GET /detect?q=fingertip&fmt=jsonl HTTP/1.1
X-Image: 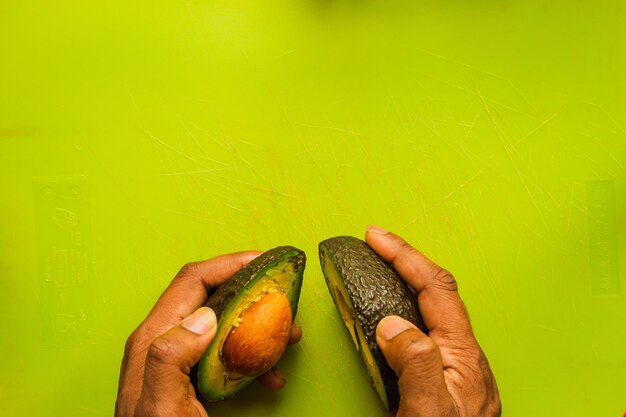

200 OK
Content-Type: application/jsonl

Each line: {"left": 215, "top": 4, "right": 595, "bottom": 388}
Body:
{"left": 272, "top": 366, "right": 285, "bottom": 381}
{"left": 237, "top": 250, "right": 264, "bottom": 264}
{"left": 377, "top": 316, "right": 417, "bottom": 343}
{"left": 288, "top": 325, "right": 302, "bottom": 345}
{"left": 181, "top": 306, "right": 217, "bottom": 336}
{"left": 365, "top": 226, "right": 399, "bottom": 255}
{"left": 257, "top": 367, "right": 287, "bottom": 390}
{"left": 366, "top": 225, "right": 389, "bottom": 235}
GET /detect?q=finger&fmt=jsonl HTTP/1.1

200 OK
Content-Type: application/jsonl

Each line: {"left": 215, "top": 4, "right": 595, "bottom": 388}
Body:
{"left": 147, "top": 251, "right": 262, "bottom": 328}
{"left": 365, "top": 226, "right": 472, "bottom": 338}
{"left": 257, "top": 366, "right": 287, "bottom": 390}
{"left": 257, "top": 326, "right": 300, "bottom": 390}
{"left": 118, "top": 252, "right": 260, "bottom": 417}
{"left": 288, "top": 325, "right": 302, "bottom": 345}
{"left": 376, "top": 316, "right": 458, "bottom": 417}
{"left": 137, "top": 307, "right": 217, "bottom": 417}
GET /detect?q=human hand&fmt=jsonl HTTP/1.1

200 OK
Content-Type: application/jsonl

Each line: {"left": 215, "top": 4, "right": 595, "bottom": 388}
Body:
{"left": 115, "top": 251, "right": 303, "bottom": 417}
{"left": 366, "top": 227, "right": 501, "bottom": 417}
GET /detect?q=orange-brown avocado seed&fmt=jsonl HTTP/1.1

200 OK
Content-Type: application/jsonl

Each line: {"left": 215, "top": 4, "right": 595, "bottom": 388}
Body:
{"left": 222, "top": 291, "right": 292, "bottom": 376}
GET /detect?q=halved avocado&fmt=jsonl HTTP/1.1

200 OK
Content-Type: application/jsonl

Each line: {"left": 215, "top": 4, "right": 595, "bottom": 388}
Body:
{"left": 319, "top": 236, "right": 426, "bottom": 410}
{"left": 196, "top": 246, "right": 305, "bottom": 401}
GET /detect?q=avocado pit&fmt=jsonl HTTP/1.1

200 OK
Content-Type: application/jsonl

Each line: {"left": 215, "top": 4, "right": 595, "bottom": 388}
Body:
{"left": 222, "top": 291, "right": 292, "bottom": 376}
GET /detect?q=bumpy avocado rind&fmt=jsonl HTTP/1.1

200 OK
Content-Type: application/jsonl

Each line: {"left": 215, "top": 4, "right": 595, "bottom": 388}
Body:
{"left": 196, "top": 246, "right": 305, "bottom": 401}
{"left": 319, "top": 236, "right": 426, "bottom": 410}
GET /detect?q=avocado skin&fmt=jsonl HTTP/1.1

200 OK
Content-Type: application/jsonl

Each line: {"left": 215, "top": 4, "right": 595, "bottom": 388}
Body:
{"left": 319, "top": 236, "right": 426, "bottom": 410}
{"left": 207, "top": 246, "right": 305, "bottom": 322}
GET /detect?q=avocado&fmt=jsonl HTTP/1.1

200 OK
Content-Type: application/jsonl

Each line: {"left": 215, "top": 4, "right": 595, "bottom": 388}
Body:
{"left": 196, "top": 246, "right": 305, "bottom": 401}
{"left": 319, "top": 236, "right": 426, "bottom": 410}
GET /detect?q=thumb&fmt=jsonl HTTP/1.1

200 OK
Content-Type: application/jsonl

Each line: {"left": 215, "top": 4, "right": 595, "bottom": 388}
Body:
{"left": 137, "top": 307, "right": 217, "bottom": 417}
{"left": 376, "top": 316, "right": 458, "bottom": 417}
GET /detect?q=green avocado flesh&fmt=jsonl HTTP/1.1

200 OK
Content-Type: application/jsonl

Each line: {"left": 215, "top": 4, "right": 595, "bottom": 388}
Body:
{"left": 196, "top": 246, "right": 305, "bottom": 401}
{"left": 319, "top": 236, "right": 426, "bottom": 411}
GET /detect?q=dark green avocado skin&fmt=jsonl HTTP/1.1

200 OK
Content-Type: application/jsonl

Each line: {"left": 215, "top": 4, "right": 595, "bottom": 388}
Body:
{"left": 206, "top": 246, "right": 306, "bottom": 322}
{"left": 319, "top": 236, "right": 426, "bottom": 411}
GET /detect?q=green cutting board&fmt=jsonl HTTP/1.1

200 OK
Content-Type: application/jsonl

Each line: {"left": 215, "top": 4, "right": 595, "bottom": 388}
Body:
{"left": 1, "top": 1, "right": 625, "bottom": 416}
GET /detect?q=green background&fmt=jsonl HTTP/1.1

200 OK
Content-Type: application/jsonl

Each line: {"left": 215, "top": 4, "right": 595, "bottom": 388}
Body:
{"left": 1, "top": 1, "right": 625, "bottom": 416}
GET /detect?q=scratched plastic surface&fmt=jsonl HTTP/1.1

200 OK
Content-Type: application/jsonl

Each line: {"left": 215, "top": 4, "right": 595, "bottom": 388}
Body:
{"left": 1, "top": 1, "right": 625, "bottom": 416}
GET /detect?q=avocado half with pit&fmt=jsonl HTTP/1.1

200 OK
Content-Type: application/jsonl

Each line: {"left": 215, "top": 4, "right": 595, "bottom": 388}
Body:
{"left": 319, "top": 236, "right": 426, "bottom": 410}
{"left": 196, "top": 246, "right": 305, "bottom": 401}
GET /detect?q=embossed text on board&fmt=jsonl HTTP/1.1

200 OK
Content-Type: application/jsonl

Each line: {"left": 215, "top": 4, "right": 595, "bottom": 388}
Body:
{"left": 586, "top": 180, "right": 621, "bottom": 296}
{"left": 34, "top": 176, "right": 94, "bottom": 346}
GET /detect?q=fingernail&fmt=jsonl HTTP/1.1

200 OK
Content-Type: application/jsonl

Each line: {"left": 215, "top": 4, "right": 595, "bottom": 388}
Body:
{"left": 182, "top": 307, "right": 217, "bottom": 335}
{"left": 377, "top": 316, "right": 414, "bottom": 341}
{"left": 367, "top": 225, "right": 388, "bottom": 235}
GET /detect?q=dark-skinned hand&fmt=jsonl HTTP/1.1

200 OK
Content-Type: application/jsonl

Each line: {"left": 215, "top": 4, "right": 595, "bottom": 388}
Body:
{"left": 115, "top": 251, "right": 302, "bottom": 417}
{"left": 367, "top": 226, "right": 501, "bottom": 417}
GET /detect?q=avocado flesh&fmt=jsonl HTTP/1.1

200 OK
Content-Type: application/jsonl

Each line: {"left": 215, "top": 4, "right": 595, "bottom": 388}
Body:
{"left": 319, "top": 236, "right": 426, "bottom": 411}
{"left": 197, "top": 246, "right": 305, "bottom": 401}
